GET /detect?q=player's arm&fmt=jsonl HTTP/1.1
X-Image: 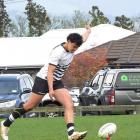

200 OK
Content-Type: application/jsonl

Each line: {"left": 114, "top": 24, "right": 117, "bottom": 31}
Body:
{"left": 47, "top": 64, "right": 56, "bottom": 101}
{"left": 47, "top": 47, "right": 61, "bottom": 101}
{"left": 82, "top": 24, "right": 91, "bottom": 43}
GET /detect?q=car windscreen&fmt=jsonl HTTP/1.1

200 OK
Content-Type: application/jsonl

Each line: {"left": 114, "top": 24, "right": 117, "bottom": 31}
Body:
{"left": 115, "top": 72, "right": 140, "bottom": 89}
{"left": 0, "top": 81, "right": 19, "bottom": 95}
{"left": 103, "top": 73, "right": 114, "bottom": 86}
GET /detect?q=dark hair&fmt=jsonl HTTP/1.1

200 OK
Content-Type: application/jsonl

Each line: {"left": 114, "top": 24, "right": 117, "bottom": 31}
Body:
{"left": 67, "top": 33, "right": 83, "bottom": 46}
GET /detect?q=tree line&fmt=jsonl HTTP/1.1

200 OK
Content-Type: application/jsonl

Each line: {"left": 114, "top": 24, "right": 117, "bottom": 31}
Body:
{"left": 0, "top": 0, "right": 137, "bottom": 37}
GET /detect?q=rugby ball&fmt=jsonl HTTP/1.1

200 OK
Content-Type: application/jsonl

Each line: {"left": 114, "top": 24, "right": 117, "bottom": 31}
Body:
{"left": 98, "top": 123, "right": 117, "bottom": 139}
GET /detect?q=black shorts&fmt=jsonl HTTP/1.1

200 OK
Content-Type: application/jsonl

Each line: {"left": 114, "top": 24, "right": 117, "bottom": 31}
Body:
{"left": 32, "top": 76, "right": 64, "bottom": 95}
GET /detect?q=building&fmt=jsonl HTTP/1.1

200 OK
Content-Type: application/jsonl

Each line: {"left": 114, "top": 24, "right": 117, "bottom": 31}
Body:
{"left": 0, "top": 24, "right": 135, "bottom": 78}
{"left": 107, "top": 32, "right": 140, "bottom": 68}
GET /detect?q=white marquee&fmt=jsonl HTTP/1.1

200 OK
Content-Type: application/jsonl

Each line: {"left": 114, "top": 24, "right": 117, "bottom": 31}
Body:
{"left": 0, "top": 24, "right": 135, "bottom": 68}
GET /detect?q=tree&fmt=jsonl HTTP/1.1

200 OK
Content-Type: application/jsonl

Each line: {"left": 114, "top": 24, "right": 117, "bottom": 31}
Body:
{"left": 25, "top": 0, "right": 51, "bottom": 36}
{"left": 72, "top": 10, "right": 89, "bottom": 28}
{"left": 132, "top": 17, "right": 140, "bottom": 32}
{"left": 48, "top": 16, "right": 63, "bottom": 29}
{"left": 49, "top": 10, "right": 89, "bottom": 29}
{"left": 0, "top": 0, "right": 11, "bottom": 37}
{"left": 114, "top": 15, "right": 134, "bottom": 30}
{"left": 56, "top": 16, "right": 73, "bottom": 29}
{"left": 9, "top": 16, "right": 28, "bottom": 37}
{"left": 89, "top": 6, "right": 110, "bottom": 26}
{"left": 49, "top": 16, "right": 73, "bottom": 29}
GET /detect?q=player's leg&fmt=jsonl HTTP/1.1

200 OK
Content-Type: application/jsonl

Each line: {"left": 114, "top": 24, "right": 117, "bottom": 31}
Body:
{"left": 54, "top": 88, "right": 87, "bottom": 140}
{"left": 3, "top": 92, "right": 44, "bottom": 127}
{"left": 1, "top": 76, "right": 47, "bottom": 140}
{"left": 0, "top": 93, "right": 44, "bottom": 140}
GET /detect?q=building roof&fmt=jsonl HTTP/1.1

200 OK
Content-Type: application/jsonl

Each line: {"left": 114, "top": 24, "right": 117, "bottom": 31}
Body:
{"left": 107, "top": 32, "right": 140, "bottom": 67}
{"left": 41, "top": 24, "right": 135, "bottom": 54}
{"left": 0, "top": 24, "right": 135, "bottom": 68}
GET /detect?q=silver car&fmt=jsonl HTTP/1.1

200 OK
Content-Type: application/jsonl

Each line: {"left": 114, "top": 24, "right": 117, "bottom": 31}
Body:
{"left": 98, "top": 68, "right": 140, "bottom": 105}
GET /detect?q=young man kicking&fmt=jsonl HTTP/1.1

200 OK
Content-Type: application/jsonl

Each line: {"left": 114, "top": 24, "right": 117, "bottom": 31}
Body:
{"left": 1, "top": 25, "right": 91, "bottom": 140}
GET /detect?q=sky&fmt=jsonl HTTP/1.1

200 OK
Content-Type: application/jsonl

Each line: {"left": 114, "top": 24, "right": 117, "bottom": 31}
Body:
{"left": 5, "top": 0, "right": 140, "bottom": 18}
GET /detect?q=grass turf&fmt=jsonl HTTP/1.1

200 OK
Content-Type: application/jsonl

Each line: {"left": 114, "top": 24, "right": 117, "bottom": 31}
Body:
{"left": 1, "top": 114, "right": 140, "bottom": 140}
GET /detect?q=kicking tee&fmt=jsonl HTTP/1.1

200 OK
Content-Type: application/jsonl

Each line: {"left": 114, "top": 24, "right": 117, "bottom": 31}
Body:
{"left": 37, "top": 44, "right": 74, "bottom": 80}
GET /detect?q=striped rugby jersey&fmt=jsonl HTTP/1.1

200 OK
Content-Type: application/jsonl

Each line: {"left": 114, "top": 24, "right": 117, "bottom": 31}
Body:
{"left": 37, "top": 43, "right": 74, "bottom": 80}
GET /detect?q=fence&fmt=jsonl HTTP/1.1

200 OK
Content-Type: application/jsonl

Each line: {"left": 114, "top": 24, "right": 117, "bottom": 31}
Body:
{"left": 0, "top": 105, "right": 140, "bottom": 116}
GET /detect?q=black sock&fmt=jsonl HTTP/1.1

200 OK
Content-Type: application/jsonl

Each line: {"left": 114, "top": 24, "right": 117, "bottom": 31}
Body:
{"left": 67, "top": 123, "right": 74, "bottom": 136}
{"left": 3, "top": 107, "right": 26, "bottom": 127}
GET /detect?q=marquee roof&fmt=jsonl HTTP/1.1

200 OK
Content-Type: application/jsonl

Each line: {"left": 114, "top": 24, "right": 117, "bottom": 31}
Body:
{"left": 0, "top": 24, "right": 135, "bottom": 68}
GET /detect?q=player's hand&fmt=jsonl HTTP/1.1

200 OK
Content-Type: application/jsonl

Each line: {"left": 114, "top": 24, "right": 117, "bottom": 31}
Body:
{"left": 85, "top": 24, "right": 91, "bottom": 34}
{"left": 82, "top": 24, "right": 91, "bottom": 42}
{"left": 49, "top": 89, "right": 55, "bottom": 101}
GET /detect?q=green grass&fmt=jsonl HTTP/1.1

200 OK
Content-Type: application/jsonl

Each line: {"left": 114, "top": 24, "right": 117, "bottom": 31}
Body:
{"left": 1, "top": 115, "right": 140, "bottom": 140}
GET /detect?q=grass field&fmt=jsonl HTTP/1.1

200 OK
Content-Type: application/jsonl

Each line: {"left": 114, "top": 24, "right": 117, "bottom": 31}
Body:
{"left": 1, "top": 114, "right": 140, "bottom": 140}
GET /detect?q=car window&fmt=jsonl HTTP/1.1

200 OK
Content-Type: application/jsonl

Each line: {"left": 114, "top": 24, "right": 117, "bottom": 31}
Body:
{"left": 115, "top": 72, "right": 140, "bottom": 88}
{"left": 0, "top": 81, "right": 19, "bottom": 95}
{"left": 89, "top": 74, "right": 104, "bottom": 90}
{"left": 90, "top": 74, "right": 100, "bottom": 86}
{"left": 20, "top": 78, "right": 27, "bottom": 92}
{"left": 23, "top": 77, "right": 32, "bottom": 89}
{"left": 98, "top": 75, "right": 104, "bottom": 86}
{"left": 28, "top": 77, "right": 34, "bottom": 87}
{"left": 104, "top": 73, "right": 114, "bottom": 86}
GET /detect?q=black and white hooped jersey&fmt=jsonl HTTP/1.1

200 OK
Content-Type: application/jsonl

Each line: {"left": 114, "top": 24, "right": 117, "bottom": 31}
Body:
{"left": 37, "top": 44, "right": 74, "bottom": 80}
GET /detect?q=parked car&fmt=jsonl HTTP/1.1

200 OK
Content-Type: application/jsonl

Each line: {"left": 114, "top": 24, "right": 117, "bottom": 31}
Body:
{"left": 80, "top": 68, "right": 140, "bottom": 114}
{"left": 0, "top": 74, "right": 34, "bottom": 118}
{"left": 69, "top": 87, "right": 80, "bottom": 107}
{"left": 39, "top": 87, "right": 80, "bottom": 117}
{"left": 98, "top": 68, "right": 140, "bottom": 106}
{"left": 40, "top": 87, "right": 80, "bottom": 107}
{"left": 79, "top": 69, "right": 107, "bottom": 106}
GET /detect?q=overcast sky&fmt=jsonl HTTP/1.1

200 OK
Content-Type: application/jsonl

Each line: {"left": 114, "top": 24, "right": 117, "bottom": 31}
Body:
{"left": 5, "top": 0, "right": 140, "bottom": 18}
